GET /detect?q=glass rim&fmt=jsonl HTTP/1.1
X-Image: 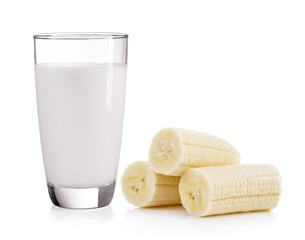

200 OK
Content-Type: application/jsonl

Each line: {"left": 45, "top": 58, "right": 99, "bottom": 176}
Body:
{"left": 33, "top": 32, "right": 128, "bottom": 40}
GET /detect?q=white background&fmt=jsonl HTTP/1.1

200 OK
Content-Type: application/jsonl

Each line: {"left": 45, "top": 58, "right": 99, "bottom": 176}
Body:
{"left": 0, "top": 0, "right": 304, "bottom": 239}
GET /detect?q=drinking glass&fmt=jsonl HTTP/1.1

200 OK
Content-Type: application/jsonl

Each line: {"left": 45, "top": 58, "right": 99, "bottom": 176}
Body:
{"left": 34, "top": 32, "right": 128, "bottom": 209}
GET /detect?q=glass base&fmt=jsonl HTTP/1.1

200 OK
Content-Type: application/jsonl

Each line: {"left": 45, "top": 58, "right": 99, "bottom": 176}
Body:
{"left": 47, "top": 180, "right": 116, "bottom": 209}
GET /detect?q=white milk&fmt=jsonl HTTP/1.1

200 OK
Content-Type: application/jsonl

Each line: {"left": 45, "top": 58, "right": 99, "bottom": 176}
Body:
{"left": 35, "top": 63, "right": 127, "bottom": 187}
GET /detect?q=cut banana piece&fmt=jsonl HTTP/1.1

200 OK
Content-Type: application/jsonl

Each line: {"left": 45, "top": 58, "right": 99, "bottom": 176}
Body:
{"left": 179, "top": 164, "right": 281, "bottom": 217}
{"left": 149, "top": 128, "right": 240, "bottom": 176}
{"left": 121, "top": 161, "right": 181, "bottom": 207}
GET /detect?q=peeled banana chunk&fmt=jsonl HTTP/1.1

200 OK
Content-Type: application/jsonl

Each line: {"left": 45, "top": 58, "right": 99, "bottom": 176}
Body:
{"left": 149, "top": 128, "right": 240, "bottom": 176}
{"left": 179, "top": 164, "right": 281, "bottom": 217}
{"left": 121, "top": 161, "right": 181, "bottom": 207}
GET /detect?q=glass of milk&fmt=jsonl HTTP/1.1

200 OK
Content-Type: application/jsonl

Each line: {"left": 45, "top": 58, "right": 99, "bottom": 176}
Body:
{"left": 34, "top": 33, "right": 128, "bottom": 209}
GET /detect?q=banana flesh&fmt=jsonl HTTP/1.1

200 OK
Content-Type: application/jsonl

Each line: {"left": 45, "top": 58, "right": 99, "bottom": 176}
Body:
{"left": 179, "top": 164, "right": 281, "bottom": 217}
{"left": 122, "top": 128, "right": 281, "bottom": 217}
{"left": 121, "top": 161, "right": 181, "bottom": 207}
{"left": 149, "top": 128, "right": 240, "bottom": 176}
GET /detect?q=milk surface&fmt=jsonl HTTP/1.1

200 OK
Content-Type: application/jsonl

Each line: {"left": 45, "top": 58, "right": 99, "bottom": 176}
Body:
{"left": 35, "top": 63, "right": 127, "bottom": 187}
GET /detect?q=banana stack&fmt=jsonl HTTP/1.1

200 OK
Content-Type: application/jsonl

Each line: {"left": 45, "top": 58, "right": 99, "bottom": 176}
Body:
{"left": 121, "top": 127, "right": 281, "bottom": 217}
